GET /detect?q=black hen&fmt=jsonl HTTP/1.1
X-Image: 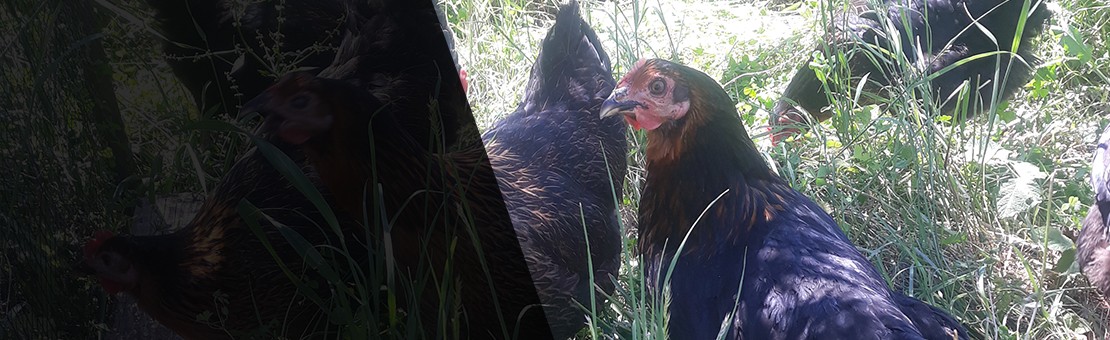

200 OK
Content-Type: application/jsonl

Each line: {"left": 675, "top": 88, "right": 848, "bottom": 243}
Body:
{"left": 1079, "top": 124, "right": 1110, "bottom": 297}
{"left": 770, "top": 0, "right": 1051, "bottom": 144}
{"left": 600, "top": 58, "right": 966, "bottom": 339}
{"left": 249, "top": 1, "right": 478, "bottom": 217}
{"left": 893, "top": 292, "right": 972, "bottom": 340}
{"left": 481, "top": 2, "right": 627, "bottom": 338}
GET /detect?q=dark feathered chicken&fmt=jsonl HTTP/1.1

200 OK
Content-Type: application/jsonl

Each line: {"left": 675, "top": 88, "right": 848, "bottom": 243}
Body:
{"left": 785, "top": 272, "right": 971, "bottom": 338}
{"left": 80, "top": 137, "right": 361, "bottom": 339}
{"left": 240, "top": 0, "right": 478, "bottom": 217}
{"left": 481, "top": 2, "right": 627, "bottom": 338}
{"left": 893, "top": 292, "right": 972, "bottom": 340}
{"left": 239, "top": 3, "right": 555, "bottom": 337}
{"left": 1079, "top": 125, "right": 1110, "bottom": 297}
{"left": 770, "top": 0, "right": 1051, "bottom": 144}
{"left": 600, "top": 58, "right": 966, "bottom": 339}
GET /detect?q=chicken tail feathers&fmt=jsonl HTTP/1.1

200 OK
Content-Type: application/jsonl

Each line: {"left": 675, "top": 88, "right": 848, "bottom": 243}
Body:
{"left": 520, "top": 0, "right": 615, "bottom": 112}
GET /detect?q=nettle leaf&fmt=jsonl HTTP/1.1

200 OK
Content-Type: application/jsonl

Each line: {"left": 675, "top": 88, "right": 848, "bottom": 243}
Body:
{"left": 962, "top": 137, "right": 1014, "bottom": 166}
{"left": 1011, "top": 161, "right": 1048, "bottom": 180}
{"left": 1030, "top": 225, "right": 1077, "bottom": 253}
{"left": 996, "top": 161, "right": 1048, "bottom": 219}
{"left": 1054, "top": 248, "right": 1076, "bottom": 274}
{"left": 996, "top": 178, "right": 1040, "bottom": 219}
{"left": 997, "top": 107, "right": 1017, "bottom": 123}
{"left": 1059, "top": 25, "right": 1093, "bottom": 64}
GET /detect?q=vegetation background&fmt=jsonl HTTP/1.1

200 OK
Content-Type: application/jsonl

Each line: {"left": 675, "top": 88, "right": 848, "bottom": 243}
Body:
{"left": 0, "top": 0, "right": 1107, "bottom": 338}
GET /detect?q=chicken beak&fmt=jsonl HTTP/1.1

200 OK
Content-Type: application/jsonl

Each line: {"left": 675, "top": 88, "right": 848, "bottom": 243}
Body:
{"left": 238, "top": 91, "right": 273, "bottom": 120}
{"left": 599, "top": 87, "right": 639, "bottom": 119}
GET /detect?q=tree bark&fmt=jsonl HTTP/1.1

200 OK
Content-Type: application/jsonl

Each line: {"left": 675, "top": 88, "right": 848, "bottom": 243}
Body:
{"left": 67, "top": 0, "right": 137, "bottom": 193}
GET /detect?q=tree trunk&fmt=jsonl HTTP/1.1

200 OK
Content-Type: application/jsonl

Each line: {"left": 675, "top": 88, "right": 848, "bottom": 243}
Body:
{"left": 66, "top": 0, "right": 137, "bottom": 200}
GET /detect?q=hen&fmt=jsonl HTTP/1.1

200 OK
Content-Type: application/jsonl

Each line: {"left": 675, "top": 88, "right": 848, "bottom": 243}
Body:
{"left": 244, "top": 0, "right": 480, "bottom": 217}
{"left": 240, "top": 2, "right": 554, "bottom": 338}
{"left": 1079, "top": 124, "right": 1110, "bottom": 297}
{"left": 600, "top": 58, "right": 967, "bottom": 339}
{"left": 770, "top": 0, "right": 1051, "bottom": 144}
{"left": 79, "top": 136, "right": 361, "bottom": 339}
{"left": 481, "top": 2, "right": 627, "bottom": 338}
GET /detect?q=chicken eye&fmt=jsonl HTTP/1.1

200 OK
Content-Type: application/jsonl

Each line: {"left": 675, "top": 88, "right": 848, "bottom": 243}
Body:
{"left": 649, "top": 79, "right": 666, "bottom": 96}
{"left": 290, "top": 95, "right": 310, "bottom": 109}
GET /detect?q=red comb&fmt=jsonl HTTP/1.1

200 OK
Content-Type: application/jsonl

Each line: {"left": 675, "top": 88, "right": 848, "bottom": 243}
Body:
{"left": 459, "top": 69, "right": 468, "bottom": 93}
{"left": 83, "top": 230, "right": 115, "bottom": 258}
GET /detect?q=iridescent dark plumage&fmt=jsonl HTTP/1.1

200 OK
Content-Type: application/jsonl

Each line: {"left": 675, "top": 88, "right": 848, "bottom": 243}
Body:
{"left": 1079, "top": 125, "right": 1110, "bottom": 297}
{"left": 602, "top": 59, "right": 967, "bottom": 339}
{"left": 893, "top": 292, "right": 972, "bottom": 340}
{"left": 770, "top": 0, "right": 1052, "bottom": 144}
{"left": 240, "top": 2, "right": 555, "bottom": 337}
{"left": 80, "top": 137, "right": 361, "bottom": 339}
{"left": 481, "top": 2, "right": 627, "bottom": 338}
